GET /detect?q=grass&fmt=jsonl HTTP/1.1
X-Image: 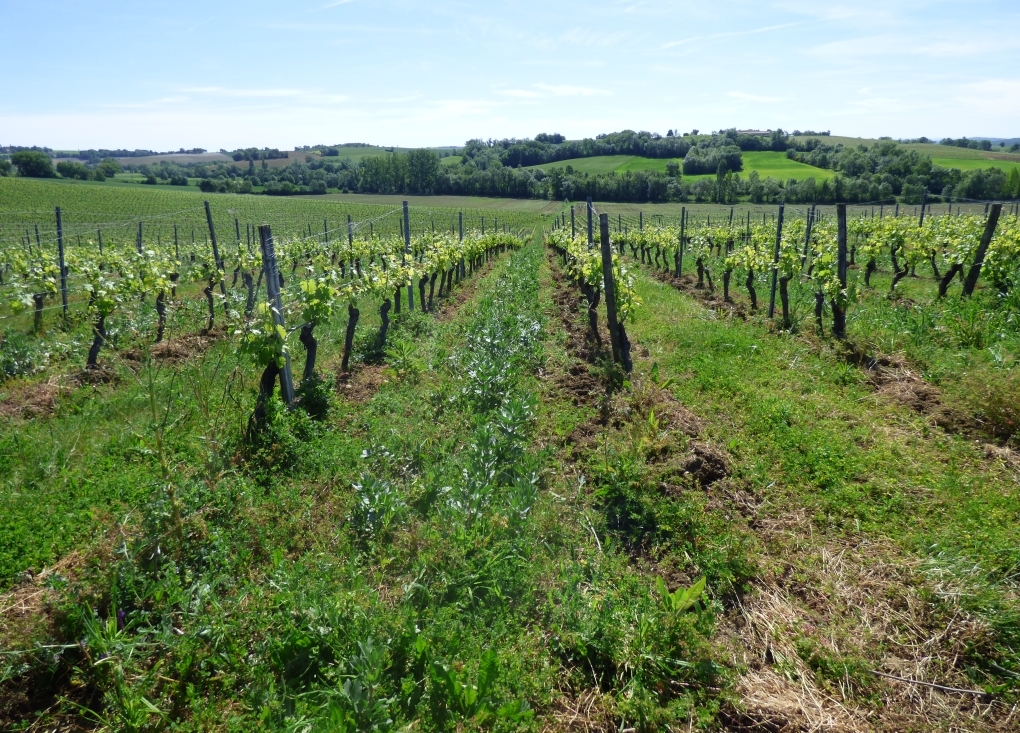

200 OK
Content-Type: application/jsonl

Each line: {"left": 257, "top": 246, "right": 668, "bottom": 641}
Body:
{"left": 0, "top": 236, "right": 751, "bottom": 730}
{"left": 0, "top": 177, "right": 548, "bottom": 248}
{"left": 685, "top": 152, "right": 838, "bottom": 183}
{"left": 299, "top": 191, "right": 561, "bottom": 213}
{"left": 616, "top": 248, "right": 1020, "bottom": 727}
{"left": 3, "top": 180, "right": 1020, "bottom": 729}
{"left": 527, "top": 155, "right": 674, "bottom": 176}
{"left": 529, "top": 152, "right": 836, "bottom": 183}
{"left": 932, "top": 157, "right": 1020, "bottom": 174}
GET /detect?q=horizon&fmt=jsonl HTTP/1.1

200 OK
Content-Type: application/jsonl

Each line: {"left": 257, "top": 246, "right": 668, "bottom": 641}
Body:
{"left": 2, "top": 0, "right": 1019, "bottom": 150}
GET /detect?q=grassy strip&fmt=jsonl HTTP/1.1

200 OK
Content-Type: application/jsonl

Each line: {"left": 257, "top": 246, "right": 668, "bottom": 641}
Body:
{"left": 2, "top": 243, "right": 534, "bottom": 729}
{"left": 621, "top": 261, "right": 1020, "bottom": 727}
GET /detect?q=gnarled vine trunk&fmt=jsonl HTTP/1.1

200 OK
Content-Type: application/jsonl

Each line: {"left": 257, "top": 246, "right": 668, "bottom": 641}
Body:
{"left": 87, "top": 314, "right": 107, "bottom": 368}
{"left": 779, "top": 276, "right": 791, "bottom": 330}
{"left": 377, "top": 299, "right": 392, "bottom": 349}
{"left": 428, "top": 271, "right": 438, "bottom": 311}
{"left": 341, "top": 305, "right": 360, "bottom": 372}
{"left": 203, "top": 281, "right": 215, "bottom": 333}
{"left": 745, "top": 268, "right": 757, "bottom": 310}
{"left": 938, "top": 263, "right": 963, "bottom": 298}
{"left": 864, "top": 259, "right": 877, "bottom": 286}
{"left": 299, "top": 321, "right": 318, "bottom": 381}
{"left": 248, "top": 361, "right": 281, "bottom": 439}
{"left": 155, "top": 291, "right": 167, "bottom": 343}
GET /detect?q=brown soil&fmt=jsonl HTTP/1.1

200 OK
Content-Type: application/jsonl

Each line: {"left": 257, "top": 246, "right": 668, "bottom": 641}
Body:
{"left": 840, "top": 345, "right": 994, "bottom": 442}
{"left": 648, "top": 267, "right": 754, "bottom": 320}
{"left": 335, "top": 363, "right": 389, "bottom": 404}
{"left": 0, "top": 377, "right": 73, "bottom": 419}
{"left": 0, "top": 550, "right": 101, "bottom": 732}
{"left": 436, "top": 259, "right": 499, "bottom": 322}
{"left": 122, "top": 331, "right": 218, "bottom": 365}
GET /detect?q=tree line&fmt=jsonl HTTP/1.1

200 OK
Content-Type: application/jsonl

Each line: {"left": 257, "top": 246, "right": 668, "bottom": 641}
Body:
{"left": 4, "top": 130, "right": 1017, "bottom": 205}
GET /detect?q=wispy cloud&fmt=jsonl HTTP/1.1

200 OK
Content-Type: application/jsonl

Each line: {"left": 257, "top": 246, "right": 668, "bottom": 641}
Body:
{"left": 501, "top": 89, "right": 544, "bottom": 98}
{"left": 183, "top": 87, "right": 304, "bottom": 98}
{"left": 662, "top": 21, "right": 804, "bottom": 49}
{"left": 535, "top": 84, "right": 610, "bottom": 97}
{"left": 728, "top": 91, "right": 784, "bottom": 103}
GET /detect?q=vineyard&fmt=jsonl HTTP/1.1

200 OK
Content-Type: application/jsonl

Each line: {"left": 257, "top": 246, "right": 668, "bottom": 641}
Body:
{"left": 2, "top": 178, "right": 1020, "bottom": 731}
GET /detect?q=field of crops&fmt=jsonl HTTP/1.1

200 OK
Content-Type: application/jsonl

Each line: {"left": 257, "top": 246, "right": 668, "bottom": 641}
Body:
{"left": 526, "top": 151, "right": 838, "bottom": 182}
{"left": 2, "top": 180, "right": 1020, "bottom": 731}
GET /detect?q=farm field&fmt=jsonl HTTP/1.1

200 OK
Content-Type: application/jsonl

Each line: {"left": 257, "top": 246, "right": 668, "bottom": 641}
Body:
{"left": 932, "top": 157, "right": 1020, "bottom": 174}
{"left": 0, "top": 177, "right": 544, "bottom": 246}
{"left": 793, "top": 134, "right": 1020, "bottom": 164}
{"left": 685, "top": 151, "right": 838, "bottom": 182}
{"left": 528, "top": 151, "right": 838, "bottom": 182}
{"left": 2, "top": 180, "right": 1020, "bottom": 731}
{"left": 302, "top": 190, "right": 561, "bottom": 213}
{"left": 526, "top": 154, "right": 677, "bottom": 175}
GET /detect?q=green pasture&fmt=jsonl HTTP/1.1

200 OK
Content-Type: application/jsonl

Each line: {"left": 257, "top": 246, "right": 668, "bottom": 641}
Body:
{"left": 932, "top": 157, "right": 1020, "bottom": 174}
{"left": 684, "top": 151, "right": 837, "bottom": 182}
{"left": 527, "top": 155, "right": 674, "bottom": 176}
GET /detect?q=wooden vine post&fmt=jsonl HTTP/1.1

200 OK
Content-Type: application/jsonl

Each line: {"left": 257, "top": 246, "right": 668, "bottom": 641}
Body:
{"left": 403, "top": 201, "right": 414, "bottom": 311}
{"left": 599, "top": 214, "right": 632, "bottom": 373}
{"left": 767, "top": 203, "right": 785, "bottom": 319}
{"left": 833, "top": 204, "right": 848, "bottom": 339}
{"left": 676, "top": 206, "right": 686, "bottom": 277}
{"left": 257, "top": 224, "right": 295, "bottom": 406}
{"left": 586, "top": 197, "right": 593, "bottom": 247}
{"left": 55, "top": 207, "right": 68, "bottom": 318}
{"left": 458, "top": 211, "right": 465, "bottom": 278}
{"left": 570, "top": 206, "right": 575, "bottom": 238}
{"left": 801, "top": 203, "right": 815, "bottom": 268}
{"left": 204, "top": 201, "right": 228, "bottom": 314}
{"left": 136, "top": 221, "right": 143, "bottom": 254}
{"left": 962, "top": 203, "right": 1003, "bottom": 297}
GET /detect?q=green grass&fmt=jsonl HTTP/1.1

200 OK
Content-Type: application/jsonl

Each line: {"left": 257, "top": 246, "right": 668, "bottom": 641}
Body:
{"left": 529, "top": 152, "right": 835, "bottom": 183}
{"left": 684, "top": 151, "right": 837, "bottom": 182}
{"left": 619, "top": 253, "right": 1020, "bottom": 724}
{"left": 527, "top": 154, "right": 674, "bottom": 176}
{"left": 0, "top": 237, "right": 745, "bottom": 730}
{"left": 932, "top": 157, "right": 1020, "bottom": 174}
{"left": 0, "top": 177, "right": 547, "bottom": 248}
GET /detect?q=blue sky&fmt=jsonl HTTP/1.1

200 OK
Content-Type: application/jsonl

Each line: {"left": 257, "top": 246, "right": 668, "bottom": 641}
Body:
{"left": 2, "top": 0, "right": 1018, "bottom": 150}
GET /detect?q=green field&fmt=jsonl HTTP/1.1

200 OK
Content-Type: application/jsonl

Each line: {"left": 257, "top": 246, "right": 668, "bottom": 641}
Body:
{"left": 0, "top": 177, "right": 546, "bottom": 247}
{"left": 932, "top": 157, "right": 1020, "bottom": 174}
{"left": 527, "top": 154, "right": 678, "bottom": 175}
{"left": 685, "top": 151, "right": 837, "bottom": 182}
{"left": 2, "top": 174, "right": 1020, "bottom": 729}
{"left": 528, "top": 151, "right": 836, "bottom": 182}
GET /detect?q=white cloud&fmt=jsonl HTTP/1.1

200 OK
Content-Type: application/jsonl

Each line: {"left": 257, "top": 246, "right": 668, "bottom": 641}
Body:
{"left": 728, "top": 91, "right": 784, "bottom": 103}
{"left": 535, "top": 84, "right": 609, "bottom": 97}
{"left": 500, "top": 89, "right": 544, "bottom": 99}
{"left": 183, "top": 87, "right": 305, "bottom": 98}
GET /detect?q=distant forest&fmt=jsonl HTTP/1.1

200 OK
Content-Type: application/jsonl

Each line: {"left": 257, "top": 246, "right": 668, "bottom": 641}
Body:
{"left": 2, "top": 130, "right": 1019, "bottom": 204}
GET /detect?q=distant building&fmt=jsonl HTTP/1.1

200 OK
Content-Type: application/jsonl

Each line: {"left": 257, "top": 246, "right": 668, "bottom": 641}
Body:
{"left": 737, "top": 129, "right": 773, "bottom": 136}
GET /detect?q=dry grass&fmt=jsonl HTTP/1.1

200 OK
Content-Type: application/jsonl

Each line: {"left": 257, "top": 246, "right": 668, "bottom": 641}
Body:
{"left": 720, "top": 506, "right": 1020, "bottom": 731}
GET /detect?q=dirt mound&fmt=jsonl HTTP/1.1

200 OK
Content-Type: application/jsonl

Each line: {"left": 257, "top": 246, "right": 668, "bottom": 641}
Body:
{"left": 0, "top": 378, "right": 72, "bottom": 419}
{"left": 681, "top": 442, "right": 731, "bottom": 486}
{"left": 336, "top": 364, "right": 388, "bottom": 404}
{"left": 122, "top": 332, "right": 216, "bottom": 365}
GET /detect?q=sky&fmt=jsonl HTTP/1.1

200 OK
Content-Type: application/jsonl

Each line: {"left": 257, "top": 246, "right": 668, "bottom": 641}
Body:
{"left": 2, "top": 0, "right": 1018, "bottom": 150}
